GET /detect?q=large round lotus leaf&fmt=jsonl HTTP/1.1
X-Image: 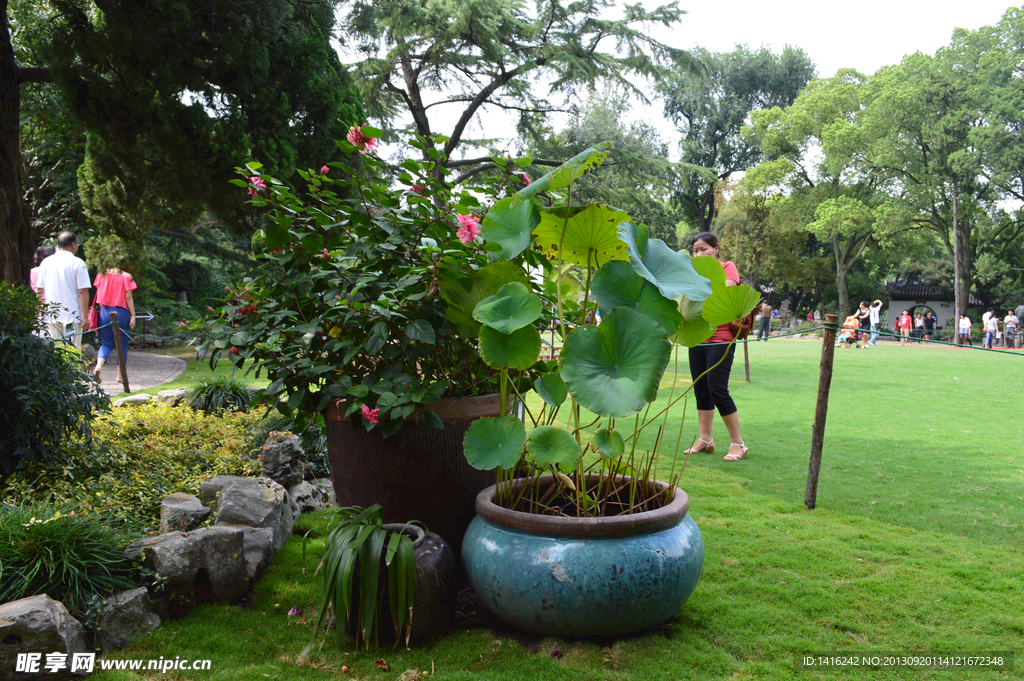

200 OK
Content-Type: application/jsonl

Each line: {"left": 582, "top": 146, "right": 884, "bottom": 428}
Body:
{"left": 618, "top": 222, "right": 712, "bottom": 302}
{"left": 690, "top": 255, "right": 727, "bottom": 291}
{"left": 534, "top": 372, "right": 568, "bottom": 408}
{"left": 525, "top": 425, "right": 581, "bottom": 469}
{"left": 440, "top": 260, "right": 529, "bottom": 333}
{"left": 702, "top": 284, "right": 762, "bottom": 328}
{"left": 479, "top": 325, "right": 541, "bottom": 370}
{"left": 591, "top": 261, "right": 683, "bottom": 336}
{"left": 479, "top": 197, "right": 541, "bottom": 260}
{"left": 593, "top": 428, "right": 625, "bottom": 459}
{"left": 463, "top": 415, "right": 525, "bottom": 470}
{"left": 515, "top": 143, "right": 611, "bottom": 200}
{"left": 473, "top": 282, "right": 543, "bottom": 334}
{"left": 674, "top": 296, "right": 715, "bottom": 347}
{"left": 560, "top": 308, "right": 671, "bottom": 418}
{"left": 534, "top": 204, "right": 630, "bottom": 268}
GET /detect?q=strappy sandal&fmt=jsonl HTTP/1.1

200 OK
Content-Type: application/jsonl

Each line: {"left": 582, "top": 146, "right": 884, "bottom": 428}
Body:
{"left": 723, "top": 443, "right": 748, "bottom": 461}
{"left": 94, "top": 367, "right": 101, "bottom": 382}
{"left": 684, "top": 438, "right": 715, "bottom": 455}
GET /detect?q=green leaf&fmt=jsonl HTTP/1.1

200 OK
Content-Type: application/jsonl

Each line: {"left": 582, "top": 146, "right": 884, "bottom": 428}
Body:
{"left": 591, "top": 261, "right": 683, "bottom": 336}
{"left": 360, "top": 125, "right": 383, "bottom": 138}
{"left": 479, "top": 197, "right": 541, "bottom": 260}
{"left": 404, "top": 319, "right": 436, "bottom": 344}
{"left": 473, "top": 282, "right": 543, "bottom": 334}
{"left": 533, "top": 372, "right": 568, "bottom": 408}
{"left": 515, "top": 143, "right": 611, "bottom": 200}
{"left": 479, "top": 325, "right": 541, "bottom": 370}
{"left": 690, "top": 255, "right": 727, "bottom": 291}
{"left": 618, "top": 222, "right": 713, "bottom": 301}
{"left": 702, "top": 285, "right": 762, "bottom": 328}
{"left": 674, "top": 296, "right": 715, "bottom": 348}
{"left": 533, "top": 204, "right": 631, "bottom": 268}
{"left": 525, "top": 425, "right": 581, "bottom": 469}
{"left": 593, "top": 428, "right": 625, "bottom": 459}
{"left": 440, "top": 260, "right": 529, "bottom": 333}
{"left": 463, "top": 415, "right": 525, "bottom": 470}
{"left": 420, "top": 408, "right": 443, "bottom": 430}
{"left": 560, "top": 308, "right": 671, "bottom": 418}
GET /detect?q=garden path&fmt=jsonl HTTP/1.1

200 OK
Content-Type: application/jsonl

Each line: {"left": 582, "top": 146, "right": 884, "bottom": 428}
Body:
{"left": 97, "top": 352, "right": 186, "bottom": 396}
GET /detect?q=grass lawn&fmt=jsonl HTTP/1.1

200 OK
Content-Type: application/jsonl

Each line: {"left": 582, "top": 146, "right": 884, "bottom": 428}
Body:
{"left": 131, "top": 345, "right": 269, "bottom": 396}
{"left": 97, "top": 339, "right": 1023, "bottom": 680}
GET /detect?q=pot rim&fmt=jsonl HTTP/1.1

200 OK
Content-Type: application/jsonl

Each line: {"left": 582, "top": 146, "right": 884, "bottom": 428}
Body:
{"left": 325, "top": 392, "right": 500, "bottom": 423}
{"left": 473, "top": 474, "right": 690, "bottom": 539}
{"left": 382, "top": 523, "right": 426, "bottom": 549}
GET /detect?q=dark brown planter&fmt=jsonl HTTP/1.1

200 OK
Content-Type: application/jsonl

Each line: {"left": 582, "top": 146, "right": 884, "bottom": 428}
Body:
{"left": 325, "top": 394, "right": 499, "bottom": 556}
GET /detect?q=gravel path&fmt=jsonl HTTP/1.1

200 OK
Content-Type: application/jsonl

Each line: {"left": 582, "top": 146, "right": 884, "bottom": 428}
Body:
{"left": 95, "top": 351, "right": 187, "bottom": 396}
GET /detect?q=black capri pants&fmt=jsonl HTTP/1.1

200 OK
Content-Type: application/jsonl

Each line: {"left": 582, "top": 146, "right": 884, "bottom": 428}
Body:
{"left": 688, "top": 343, "right": 737, "bottom": 416}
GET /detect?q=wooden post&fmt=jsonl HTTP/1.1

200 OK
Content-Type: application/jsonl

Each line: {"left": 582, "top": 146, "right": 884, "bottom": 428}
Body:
{"left": 110, "top": 311, "right": 130, "bottom": 393}
{"left": 743, "top": 341, "right": 750, "bottom": 382}
{"left": 805, "top": 313, "right": 838, "bottom": 509}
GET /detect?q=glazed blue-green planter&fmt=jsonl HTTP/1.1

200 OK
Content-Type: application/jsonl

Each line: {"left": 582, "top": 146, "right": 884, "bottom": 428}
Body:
{"left": 462, "top": 477, "right": 704, "bottom": 636}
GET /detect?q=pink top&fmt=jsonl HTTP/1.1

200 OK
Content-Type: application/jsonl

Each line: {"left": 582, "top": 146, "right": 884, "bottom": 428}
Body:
{"left": 30, "top": 266, "right": 41, "bottom": 290}
{"left": 706, "top": 261, "right": 740, "bottom": 344}
{"left": 94, "top": 272, "right": 137, "bottom": 308}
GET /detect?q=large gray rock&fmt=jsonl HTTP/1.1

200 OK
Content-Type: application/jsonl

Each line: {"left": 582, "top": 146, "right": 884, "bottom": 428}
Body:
{"left": 113, "top": 394, "right": 151, "bottom": 408}
{"left": 312, "top": 479, "right": 336, "bottom": 507}
{"left": 200, "top": 475, "right": 250, "bottom": 511}
{"left": 95, "top": 588, "right": 161, "bottom": 652}
{"left": 260, "top": 432, "right": 306, "bottom": 488}
{"left": 215, "top": 478, "right": 293, "bottom": 552}
{"left": 159, "top": 493, "right": 211, "bottom": 533}
{"left": 217, "top": 525, "right": 276, "bottom": 580}
{"left": 0, "top": 595, "right": 89, "bottom": 679}
{"left": 125, "top": 526, "right": 248, "bottom": 610}
{"left": 154, "top": 388, "right": 188, "bottom": 407}
{"left": 287, "top": 481, "right": 325, "bottom": 515}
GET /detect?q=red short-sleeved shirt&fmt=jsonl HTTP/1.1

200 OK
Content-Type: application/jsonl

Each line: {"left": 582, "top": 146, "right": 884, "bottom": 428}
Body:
{"left": 897, "top": 314, "right": 912, "bottom": 330}
{"left": 94, "top": 272, "right": 137, "bottom": 308}
{"left": 705, "top": 261, "right": 740, "bottom": 344}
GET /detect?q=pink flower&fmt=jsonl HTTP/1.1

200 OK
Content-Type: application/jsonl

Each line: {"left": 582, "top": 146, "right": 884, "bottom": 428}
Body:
{"left": 248, "top": 176, "right": 266, "bottom": 196}
{"left": 361, "top": 404, "right": 380, "bottom": 425}
{"left": 225, "top": 286, "right": 231, "bottom": 292}
{"left": 287, "top": 606, "right": 301, "bottom": 617}
{"left": 347, "top": 125, "right": 379, "bottom": 154}
{"left": 456, "top": 214, "right": 481, "bottom": 244}
{"left": 411, "top": 184, "right": 426, "bottom": 195}
{"left": 178, "top": 321, "right": 186, "bottom": 328}
{"left": 321, "top": 165, "right": 330, "bottom": 174}
{"left": 230, "top": 347, "right": 239, "bottom": 355}
{"left": 520, "top": 173, "right": 531, "bottom": 184}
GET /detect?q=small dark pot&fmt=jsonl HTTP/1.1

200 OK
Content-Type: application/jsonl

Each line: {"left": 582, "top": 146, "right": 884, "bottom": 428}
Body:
{"left": 462, "top": 475, "right": 704, "bottom": 636}
{"left": 326, "top": 394, "right": 499, "bottom": 557}
{"left": 347, "top": 524, "right": 457, "bottom": 645}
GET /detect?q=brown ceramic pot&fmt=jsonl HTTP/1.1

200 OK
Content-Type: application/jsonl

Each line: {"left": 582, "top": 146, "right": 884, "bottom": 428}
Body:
{"left": 325, "top": 394, "right": 499, "bottom": 556}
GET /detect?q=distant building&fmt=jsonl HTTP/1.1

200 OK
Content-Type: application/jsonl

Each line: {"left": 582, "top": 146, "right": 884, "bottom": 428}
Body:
{"left": 885, "top": 282, "right": 981, "bottom": 330}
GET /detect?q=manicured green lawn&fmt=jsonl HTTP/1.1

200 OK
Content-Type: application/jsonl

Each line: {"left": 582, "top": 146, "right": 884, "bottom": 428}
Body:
{"left": 97, "top": 339, "right": 1023, "bottom": 680}
{"left": 132, "top": 346, "right": 269, "bottom": 396}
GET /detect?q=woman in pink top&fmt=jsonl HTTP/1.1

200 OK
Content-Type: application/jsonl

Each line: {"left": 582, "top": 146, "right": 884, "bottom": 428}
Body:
{"left": 684, "top": 232, "right": 748, "bottom": 461}
{"left": 93, "top": 267, "right": 137, "bottom": 382}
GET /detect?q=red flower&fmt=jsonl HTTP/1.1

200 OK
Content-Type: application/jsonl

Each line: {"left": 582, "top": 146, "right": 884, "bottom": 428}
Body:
{"left": 248, "top": 176, "right": 266, "bottom": 196}
{"left": 361, "top": 404, "right": 380, "bottom": 425}
{"left": 230, "top": 347, "right": 239, "bottom": 355}
{"left": 411, "top": 184, "right": 426, "bottom": 195}
{"left": 347, "top": 124, "right": 379, "bottom": 154}
{"left": 321, "top": 165, "right": 330, "bottom": 174}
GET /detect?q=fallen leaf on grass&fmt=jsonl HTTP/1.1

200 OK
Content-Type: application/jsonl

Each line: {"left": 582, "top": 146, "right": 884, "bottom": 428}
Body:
{"left": 374, "top": 659, "right": 390, "bottom": 671}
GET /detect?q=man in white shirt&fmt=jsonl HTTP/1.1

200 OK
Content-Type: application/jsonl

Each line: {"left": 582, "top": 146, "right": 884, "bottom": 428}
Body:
{"left": 1004, "top": 309, "right": 1020, "bottom": 348}
{"left": 35, "top": 231, "right": 91, "bottom": 349}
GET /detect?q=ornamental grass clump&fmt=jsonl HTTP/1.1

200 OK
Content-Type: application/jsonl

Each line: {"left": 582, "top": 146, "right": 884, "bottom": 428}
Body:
{"left": 186, "top": 374, "right": 257, "bottom": 413}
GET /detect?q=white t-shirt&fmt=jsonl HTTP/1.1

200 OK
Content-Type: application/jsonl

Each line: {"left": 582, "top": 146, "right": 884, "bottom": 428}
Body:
{"left": 985, "top": 316, "right": 998, "bottom": 333}
{"left": 36, "top": 250, "right": 91, "bottom": 324}
{"left": 959, "top": 317, "right": 971, "bottom": 333}
{"left": 982, "top": 311, "right": 992, "bottom": 327}
{"left": 869, "top": 306, "right": 880, "bottom": 325}
{"left": 1005, "top": 315, "right": 1019, "bottom": 330}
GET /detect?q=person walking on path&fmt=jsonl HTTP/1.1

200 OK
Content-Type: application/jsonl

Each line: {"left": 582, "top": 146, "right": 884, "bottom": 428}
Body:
{"left": 983, "top": 313, "right": 1000, "bottom": 349}
{"left": 684, "top": 232, "right": 748, "bottom": 461}
{"left": 756, "top": 301, "right": 772, "bottom": 340}
{"left": 914, "top": 313, "right": 925, "bottom": 342}
{"left": 867, "top": 299, "right": 882, "bottom": 346}
{"left": 29, "top": 245, "right": 55, "bottom": 290}
{"left": 958, "top": 314, "right": 973, "bottom": 347}
{"left": 924, "top": 311, "right": 936, "bottom": 340}
{"left": 897, "top": 309, "right": 913, "bottom": 346}
{"left": 1003, "top": 310, "right": 1019, "bottom": 348}
{"left": 857, "top": 302, "right": 872, "bottom": 348}
{"left": 92, "top": 266, "right": 137, "bottom": 382}
{"left": 34, "top": 231, "right": 91, "bottom": 348}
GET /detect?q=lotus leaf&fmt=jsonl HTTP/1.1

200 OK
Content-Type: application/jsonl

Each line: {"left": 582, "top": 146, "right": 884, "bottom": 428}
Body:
{"left": 479, "top": 325, "right": 542, "bottom": 370}
{"left": 473, "top": 282, "right": 543, "bottom": 334}
{"left": 618, "top": 222, "right": 712, "bottom": 301}
{"left": 479, "top": 197, "right": 541, "bottom": 260}
{"left": 593, "top": 428, "right": 625, "bottom": 459}
{"left": 525, "top": 425, "right": 581, "bottom": 469}
{"left": 534, "top": 372, "right": 568, "bottom": 408}
{"left": 534, "top": 204, "right": 631, "bottom": 268}
{"left": 702, "top": 285, "right": 762, "bottom": 328}
{"left": 591, "top": 261, "right": 683, "bottom": 336}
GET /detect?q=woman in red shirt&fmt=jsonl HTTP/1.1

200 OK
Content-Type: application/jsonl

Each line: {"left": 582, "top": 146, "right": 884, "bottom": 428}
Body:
{"left": 897, "top": 309, "right": 913, "bottom": 347}
{"left": 93, "top": 266, "right": 137, "bottom": 382}
{"left": 684, "top": 232, "right": 748, "bottom": 461}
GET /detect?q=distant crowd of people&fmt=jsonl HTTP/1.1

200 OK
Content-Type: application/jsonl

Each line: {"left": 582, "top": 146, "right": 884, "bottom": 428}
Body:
{"left": 959, "top": 308, "right": 1019, "bottom": 349}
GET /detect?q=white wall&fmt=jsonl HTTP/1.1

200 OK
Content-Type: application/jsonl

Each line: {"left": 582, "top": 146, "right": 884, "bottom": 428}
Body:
{"left": 888, "top": 300, "right": 954, "bottom": 330}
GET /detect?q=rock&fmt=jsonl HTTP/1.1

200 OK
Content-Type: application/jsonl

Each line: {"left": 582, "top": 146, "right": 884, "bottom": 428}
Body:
{"left": 154, "top": 388, "right": 188, "bottom": 407}
{"left": 95, "top": 588, "right": 160, "bottom": 652}
{"left": 125, "top": 526, "right": 248, "bottom": 612}
{"left": 200, "top": 475, "right": 250, "bottom": 511}
{"left": 217, "top": 525, "right": 276, "bottom": 580}
{"left": 215, "top": 477, "right": 293, "bottom": 552}
{"left": 0, "top": 595, "right": 88, "bottom": 679}
{"left": 159, "top": 493, "right": 211, "bottom": 533}
{"left": 80, "top": 344, "right": 97, "bottom": 361}
{"left": 313, "top": 479, "right": 336, "bottom": 507}
{"left": 260, "top": 432, "right": 306, "bottom": 488}
{"left": 165, "top": 338, "right": 184, "bottom": 347}
{"left": 287, "top": 481, "right": 325, "bottom": 515}
{"left": 113, "top": 394, "right": 151, "bottom": 408}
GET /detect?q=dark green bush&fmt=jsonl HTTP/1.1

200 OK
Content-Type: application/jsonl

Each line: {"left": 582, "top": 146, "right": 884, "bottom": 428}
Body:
{"left": 186, "top": 374, "right": 257, "bottom": 413}
{"left": 0, "top": 501, "right": 139, "bottom": 618}
{"left": 0, "top": 284, "right": 108, "bottom": 476}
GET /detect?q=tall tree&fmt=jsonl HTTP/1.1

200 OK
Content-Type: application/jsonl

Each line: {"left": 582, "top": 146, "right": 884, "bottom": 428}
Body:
{"left": 659, "top": 44, "right": 815, "bottom": 231}
{"left": 341, "top": 0, "right": 693, "bottom": 178}
{"left": 1, "top": 0, "right": 362, "bottom": 283}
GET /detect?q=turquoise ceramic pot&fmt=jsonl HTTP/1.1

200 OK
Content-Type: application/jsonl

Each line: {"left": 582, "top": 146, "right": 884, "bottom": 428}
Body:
{"left": 462, "top": 477, "right": 704, "bottom": 636}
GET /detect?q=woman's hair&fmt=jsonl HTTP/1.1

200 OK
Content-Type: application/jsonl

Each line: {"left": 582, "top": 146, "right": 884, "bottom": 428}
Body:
{"left": 691, "top": 231, "right": 719, "bottom": 248}
{"left": 33, "top": 245, "right": 56, "bottom": 266}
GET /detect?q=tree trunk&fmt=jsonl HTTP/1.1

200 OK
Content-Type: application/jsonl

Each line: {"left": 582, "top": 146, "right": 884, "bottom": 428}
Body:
{"left": 835, "top": 266, "right": 849, "bottom": 319}
{"left": 1, "top": 0, "right": 31, "bottom": 284}
{"left": 952, "top": 184, "right": 963, "bottom": 345}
